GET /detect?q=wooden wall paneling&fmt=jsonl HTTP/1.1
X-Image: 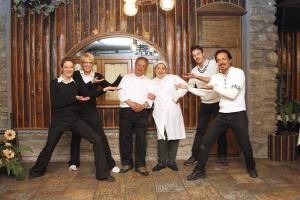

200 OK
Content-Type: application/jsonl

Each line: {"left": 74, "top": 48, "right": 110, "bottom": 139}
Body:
{"left": 110, "top": 0, "right": 117, "bottom": 32}
{"left": 127, "top": 14, "right": 135, "bottom": 34}
{"left": 34, "top": 14, "right": 44, "bottom": 127}
{"left": 149, "top": 3, "right": 157, "bottom": 43}
{"left": 291, "top": 33, "right": 297, "bottom": 100}
{"left": 99, "top": 0, "right": 106, "bottom": 33}
{"left": 120, "top": 0, "right": 127, "bottom": 32}
{"left": 166, "top": 10, "right": 175, "bottom": 72}
{"left": 157, "top": 6, "right": 166, "bottom": 53}
{"left": 103, "top": 108, "right": 114, "bottom": 127}
{"left": 56, "top": 5, "right": 66, "bottom": 75}
{"left": 142, "top": 5, "right": 150, "bottom": 38}
{"left": 175, "top": 0, "right": 182, "bottom": 75}
{"left": 23, "top": 12, "right": 31, "bottom": 127}
{"left": 74, "top": 0, "right": 81, "bottom": 44}
{"left": 90, "top": 0, "right": 99, "bottom": 34}
{"left": 11, "top": 10, "right": 18, "bottom": 127}
{"left": 17, "top": 15, "right": 25, "bottom": 127}
{"left": 115, "top": 0, "right": 121, "bottom": 32}
{"left": 81, "top": 0, "right": 90, "bottom": 39}
{"left": 135, "top": 5, "right": 143, "bottom": 36}
{"left": 66, "top": 1, "right": 74, "bottom": 51}
{"left": 29, "top": 13, "right": 37, "bottom": 127}
{"left": 297, "top": 32, "right": 300, "bottom": 100}
{"left": 104, "top": 0, "right": 111, "bottom": 32}
{"left": 49, "top": 13, "right": 57, "bottom": 80}
{"left": 42, "top": 16, "right": 51, "bottom": 127}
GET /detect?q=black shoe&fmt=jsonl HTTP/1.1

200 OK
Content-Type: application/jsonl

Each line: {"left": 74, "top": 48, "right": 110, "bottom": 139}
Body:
{"left": 167, "top": 163, "right": 178, "bottom": 171}
{"left": 218, "top": 156, "right": 229, "bottom": 166}
{"left": 119, "top": 165, "right": 133, "bottom": 173}
{"left": 28, "top": 171, "right": 43, "bottom": 179}
{"left": 247, "top": 169, "right": 258, "bottom": 178}
{"left": 100, "top": 175, "right": 115, "bottom": 182}
{"left": 184, "top": 156, "right": 197, "bottom": 166}
{"left": 187, "top": 169, "right": 206, "bottom": 180}
{"left": 152, "top": 164, "right": 166, "bottom": 172}
{"left": 135, "top": 167, "right": 149, "bottom": 176}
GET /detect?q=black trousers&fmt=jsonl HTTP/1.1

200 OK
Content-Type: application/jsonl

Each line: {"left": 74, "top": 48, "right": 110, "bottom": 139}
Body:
{"left": 119, "top": 108, "right": 149, "bottom": 168}
{"left": 195, "top": 111, "right": 256, "bottom": 171}
{"left": 192, "top": 102, "right": 227, "bottom": 159}
{"left": 69, "top": 106, "right": 115, "bottom": 170}
{"left": 157, "top": 131, "right": 179, "bottom": 166}
{"left": 29, "top": 118, "right": 110, "bottom": 180}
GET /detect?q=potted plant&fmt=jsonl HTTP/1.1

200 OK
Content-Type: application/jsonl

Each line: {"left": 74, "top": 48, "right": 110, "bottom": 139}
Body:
{"left": 0, "top": 129, "right": 32, "bottom": 180}
{"left": 268, "top": 101, "right": 300, "bottom": 161}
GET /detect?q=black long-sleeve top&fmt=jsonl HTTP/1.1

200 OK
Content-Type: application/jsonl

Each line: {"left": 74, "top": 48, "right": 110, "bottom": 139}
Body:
{"left": 50, "top": 78, "right": 105, "bottom": 118}
{"left": 73, "top": 70, "right": 122, "bottom": 108}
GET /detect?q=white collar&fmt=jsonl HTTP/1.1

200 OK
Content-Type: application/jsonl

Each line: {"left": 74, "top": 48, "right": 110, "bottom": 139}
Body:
{"left": 57, "top": 75, "right": 75, "bottom": 84}
{"left": 80, "top": 69, "right": 95, "bottom": 77}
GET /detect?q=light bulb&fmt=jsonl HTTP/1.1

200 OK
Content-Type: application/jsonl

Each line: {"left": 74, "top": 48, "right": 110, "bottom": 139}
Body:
{"left": 159, "top": 0, "right": 175, "bottom": 11}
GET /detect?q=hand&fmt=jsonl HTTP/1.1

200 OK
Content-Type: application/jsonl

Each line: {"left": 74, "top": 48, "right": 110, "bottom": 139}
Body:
{"left": 201, "top": 84, "right": 214, "bottom": 90}
{"left": 132, "top": 103, "right": 145, "bottom": 112}
{"left": 175, "top": 83, "right": 188, "bottom": 89}
{"left": 91, "top": 78, "right": 104, "bottom": 84}
{"left": 182, "top": 73, "right": 198, "bottom": 79}
{"left": 147, "top": 93, "right": 156, "bottom": 100}
{"left": 120, "top": 73, "right": 129, "bottom": 77}
{"left": 103, "top": 86, "right": 121, "bottom": 92}
{"left": 76, "top": 96, "right": 90, "bottom": 101}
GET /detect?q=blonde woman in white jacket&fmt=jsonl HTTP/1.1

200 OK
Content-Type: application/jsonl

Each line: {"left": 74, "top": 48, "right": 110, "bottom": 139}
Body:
{"left": 149, "top": 61, "right": 187, "bottom": 171}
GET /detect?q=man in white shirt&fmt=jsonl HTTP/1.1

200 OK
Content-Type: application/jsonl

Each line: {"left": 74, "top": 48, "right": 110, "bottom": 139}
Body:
{"left": 183, "top": 45, "right": 228, "bottom": 166}
{"left": 183, "top": 49, "right": 257, "bottom": 180}
{"left": 118, "top": 57, "right": 153, "bottom": 176}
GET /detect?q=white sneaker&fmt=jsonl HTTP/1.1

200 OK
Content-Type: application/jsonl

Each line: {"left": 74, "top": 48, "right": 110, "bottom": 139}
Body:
{"left": 69, "top": 165, "right": 77, "bottom": 171}
{"left": 111, "top": 166, "right": 120, "bottom": 173}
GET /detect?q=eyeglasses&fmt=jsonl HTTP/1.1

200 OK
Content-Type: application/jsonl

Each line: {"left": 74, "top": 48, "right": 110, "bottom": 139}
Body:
{"left": 82, "top": 62, "right": 93, "bottom": 65}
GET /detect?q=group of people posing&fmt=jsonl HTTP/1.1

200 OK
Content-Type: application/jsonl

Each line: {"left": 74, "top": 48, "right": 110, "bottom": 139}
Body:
{"left": 29, "top": 45, "right": 258, "bottom": 182}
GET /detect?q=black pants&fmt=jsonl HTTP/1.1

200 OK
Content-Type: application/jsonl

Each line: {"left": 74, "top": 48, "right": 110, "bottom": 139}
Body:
{"left": 30, "top": 118, "right": 110, "bottom": 180}
{"left": 195, "top": 111, "right": 256, "bottom": 171}
{"left": 157, "top": 131, "right": 179, "bottom": 166}
{"left": 192, "top": 102, "right": 227, "bottom": 159}
{"left": 119, "top": 108, "right": 149, "bottom": 168}
{"left": 69, "top": 107, "right": 115, "bottom": 170}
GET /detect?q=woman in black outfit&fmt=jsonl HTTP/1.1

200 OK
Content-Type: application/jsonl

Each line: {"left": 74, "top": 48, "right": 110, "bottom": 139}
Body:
{"left": 68, "top": 52, "right": 122, "bottom": 172}
{"left": 29, "top": 57, "right": 118, "bottom": 181}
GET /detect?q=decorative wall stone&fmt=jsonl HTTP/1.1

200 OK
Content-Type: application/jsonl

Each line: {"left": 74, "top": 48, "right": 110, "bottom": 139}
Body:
{"left": 0, "top": 0, "right": 10, "bottom": 130}
{"left": 248, "top": 0, "right": 278, "bottom": 158}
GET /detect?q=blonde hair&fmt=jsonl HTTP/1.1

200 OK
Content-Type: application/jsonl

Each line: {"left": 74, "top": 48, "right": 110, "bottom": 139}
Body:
{"left": 80, "top": 52, "right": 94, "bottom": 63}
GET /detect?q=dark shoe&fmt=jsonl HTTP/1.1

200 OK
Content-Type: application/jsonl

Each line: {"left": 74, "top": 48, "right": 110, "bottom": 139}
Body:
{"left": 135, "top": 167, "right": 149, "bottom": 176}
{"left": 184, "top": 156, "right": 196, "bottom": 166}
{"left": 218, "top": 156, "right": 229, "bottom": 166}
{"left": 152, "top": 164, "right": 166, "bottom": 172}
{"left": 28, "top": 171, "right": 43, "bottom": 179}
{"left": 119, "top": 165, "right": 133, "bottom": 173}
{"left": 167, "top": 163, "right": 178, "bottom": 171}
{"left": 187, "top": 169, "right": 206, "bottom": 180}
{"left": 247, "top": 169, "right": 258, "bottom": 178}
{"left": 99, "top": 175, "right": 115, "bottom": 182}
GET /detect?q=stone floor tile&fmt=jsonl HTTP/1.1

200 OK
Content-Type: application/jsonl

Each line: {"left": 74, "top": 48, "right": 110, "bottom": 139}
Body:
{"left": 157, "top": 191, "right": 190, "bottom": 200}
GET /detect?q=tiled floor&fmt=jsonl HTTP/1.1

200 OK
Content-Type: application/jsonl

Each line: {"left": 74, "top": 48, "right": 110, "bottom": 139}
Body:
{"left": 1, "top": 158, "right": 300, "bottom": 200}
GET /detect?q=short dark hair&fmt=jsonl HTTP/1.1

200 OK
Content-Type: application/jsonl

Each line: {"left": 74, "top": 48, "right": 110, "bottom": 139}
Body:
{"left": 135, "top": 56, "right": 149, "bottom": 66}
{"left": 190, "top": 45, "right": 204, "bottom": 67}
{"left": 215, "top": 49, "right": 232, "bottom": 60}
{"left": 60, "top": 57, "right": 74, "bottom": 68}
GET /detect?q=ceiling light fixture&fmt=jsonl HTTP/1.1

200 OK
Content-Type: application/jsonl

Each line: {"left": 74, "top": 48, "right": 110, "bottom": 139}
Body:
{"left": 159, "top": 0, "right": 175, "bottom": 11}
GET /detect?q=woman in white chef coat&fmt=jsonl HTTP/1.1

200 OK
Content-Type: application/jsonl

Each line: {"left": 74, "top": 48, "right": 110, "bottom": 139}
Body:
{"left": 150, "top": 61, "right": 188, "bottom": 172}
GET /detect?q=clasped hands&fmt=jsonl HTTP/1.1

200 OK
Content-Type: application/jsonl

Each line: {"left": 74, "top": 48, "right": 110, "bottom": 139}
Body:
{"left": 175, "top": 83, "right": 213, "bottom": 90}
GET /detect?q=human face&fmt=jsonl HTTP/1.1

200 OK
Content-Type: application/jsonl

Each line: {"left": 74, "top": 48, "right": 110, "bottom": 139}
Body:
{"left": 155, "top": 63, "right": 167, "bottom": 79}
{"left": 135, "top": 59, "right": 147, "bottom": 77}
{"left": 216, "top": 52, "right": 231, "bottom": 74}
{"left": 192, "top": 49, "right": 204, "bottom": 66}
{"left": 81, "top": 59, "right": 93, "bottom": 74}
{"left": 62, "top": 61, "right": 74, "bottom": 79}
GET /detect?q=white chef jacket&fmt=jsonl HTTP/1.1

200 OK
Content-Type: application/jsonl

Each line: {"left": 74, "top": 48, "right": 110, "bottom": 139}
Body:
{"left": 152, "top": 74, "right": 187, "bottom": 140}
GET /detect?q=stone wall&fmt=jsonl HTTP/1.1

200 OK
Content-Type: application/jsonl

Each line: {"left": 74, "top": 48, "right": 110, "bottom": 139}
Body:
{"left": 248, "top": 0, "right": 278, "bottom": 157}
{"left": 0, "top": 0, "right": 10, "bottom": 130}
{"left": 19, "top": 130, "right": 195, "bottom": 162}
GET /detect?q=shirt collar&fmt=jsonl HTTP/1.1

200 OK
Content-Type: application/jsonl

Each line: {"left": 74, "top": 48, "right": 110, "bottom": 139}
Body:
{"left": 57, "top": 75, "right": 75, "bottom": 84}
{"left": 80, "top": 69, "right": 95, "bottom": 78}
